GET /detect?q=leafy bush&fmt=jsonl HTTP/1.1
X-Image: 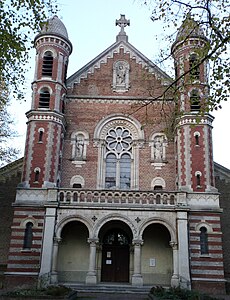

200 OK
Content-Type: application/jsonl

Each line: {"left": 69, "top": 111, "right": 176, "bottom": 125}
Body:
{"left": 5, "top": 285, "right": 72, "bottom": 297}
{"left": 45, "top": 285, "right": 72, "bottom": 296}
{"left": 149, "top": 286, "right": 223, "bottom": 300}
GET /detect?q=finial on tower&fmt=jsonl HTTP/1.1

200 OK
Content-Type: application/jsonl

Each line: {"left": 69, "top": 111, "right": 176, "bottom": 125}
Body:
{"left": 116, "top": 14, "right": 130, "bottom": 42}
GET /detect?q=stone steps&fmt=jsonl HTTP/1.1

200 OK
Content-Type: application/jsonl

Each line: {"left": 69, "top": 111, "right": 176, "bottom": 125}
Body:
{"left": 61, "top": 283, "right": 152, "bottom": 294}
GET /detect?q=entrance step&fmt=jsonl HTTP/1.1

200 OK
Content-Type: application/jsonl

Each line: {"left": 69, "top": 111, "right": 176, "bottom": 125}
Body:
{"left": 61, "top": 283, "right": 152, "bottom": 294}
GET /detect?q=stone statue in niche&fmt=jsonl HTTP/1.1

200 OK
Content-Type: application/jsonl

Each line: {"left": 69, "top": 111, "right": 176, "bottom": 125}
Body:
{"left": 153, "top": 136, "right": 164, "bottom": 161}
{"left": 113, "top": 60, "right": 130, "bottom": 92}
{"left": 75, "top": 134, "right": 84, "bottom": 159}
{"left": 116, "top": 64, "right": 126, "bottom": 84}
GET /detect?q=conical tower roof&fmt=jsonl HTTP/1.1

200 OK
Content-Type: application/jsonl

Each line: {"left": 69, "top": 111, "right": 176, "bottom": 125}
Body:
{"left": 175, "top": 15, "right": 207, "bottom": 42}
{"left": 35, "top": 15, "right": 70, "bottom": 42}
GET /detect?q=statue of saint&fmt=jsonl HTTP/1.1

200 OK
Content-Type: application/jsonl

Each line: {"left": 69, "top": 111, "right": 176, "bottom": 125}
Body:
{"left": 76, "top": 135, "right": 84, "bottom": 158}
{"left": 116, "top": 64, "right": 126, "bottom": 84}
{"left": 154, "top": 137, "right": 163, "bottom": 161}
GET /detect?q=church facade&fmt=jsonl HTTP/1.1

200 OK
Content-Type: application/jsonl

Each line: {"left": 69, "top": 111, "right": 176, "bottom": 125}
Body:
{"left": 4, "top": 15, "right": 226, "bottom": 294}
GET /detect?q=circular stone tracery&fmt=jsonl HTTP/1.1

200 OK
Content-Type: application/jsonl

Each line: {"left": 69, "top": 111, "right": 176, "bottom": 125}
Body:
{"left": 106, "top": 126, "right": 132, "bottom": 154}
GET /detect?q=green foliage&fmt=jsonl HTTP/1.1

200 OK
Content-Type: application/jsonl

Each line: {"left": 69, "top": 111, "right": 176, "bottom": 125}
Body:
{"left": 0, "top": 0, "right": 57, "bottom": 100}
{"left": 5, "top": 285, "right": 72, "bottom": 297}
{"left": 149, "top": 286, "right": 223, "bottom": 300}
{"left": 45, "top": 285, "right": 72, "bottom": 296}
{"left": 142, "top": 0, "right": 230, "bottom": 111}
{"left": 0, "top": 85, "right": 19, "bottom": 166}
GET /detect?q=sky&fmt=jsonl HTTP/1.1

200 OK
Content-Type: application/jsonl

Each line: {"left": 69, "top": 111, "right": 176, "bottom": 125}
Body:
{"left": 9, "top": 0, "right": 230, "bottom": 169}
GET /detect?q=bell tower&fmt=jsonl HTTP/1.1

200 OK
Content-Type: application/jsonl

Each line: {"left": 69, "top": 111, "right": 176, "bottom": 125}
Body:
{"left": 21, "top": 16, "right": 72, "bottom": 188}
{"left": 172, "top": 16, "right": 216, "bottom": 192}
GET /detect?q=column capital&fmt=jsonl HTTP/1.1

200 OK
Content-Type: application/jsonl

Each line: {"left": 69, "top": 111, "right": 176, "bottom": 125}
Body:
{"left": 169, "top": 241, "right": 178, "bottom": 250}
{"left": 132, "top": 239, "right": 144, "bottom": 246}
{"left": 53, "top": 237, "right": 62, "bottom": 244}
{"left": 88, "top": 238, "right": 99, "bottom": 245}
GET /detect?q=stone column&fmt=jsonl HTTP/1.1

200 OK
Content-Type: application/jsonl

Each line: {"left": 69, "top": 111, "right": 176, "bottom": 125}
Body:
{"left": 177, "top": 211, "right": 191, "bottom": 289}
{"left": 131, "top": 239, "right": 143, "bottom": 286}
{"left": 170, "top": 241, "right": 179, "bottom": 287}
{"left": 39, "top": 207, "right": 56, "bottom": 281}
{"left": 86, "top": 238, "right": 99, "bottom": 285}
{"left": 50, "top": 237, "right": 62, "bottom": 284}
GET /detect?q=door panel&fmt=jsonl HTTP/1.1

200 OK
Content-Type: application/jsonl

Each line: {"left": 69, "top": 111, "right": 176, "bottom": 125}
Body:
{"left": 101, "top": 245, "right": 129, "bottom": 282}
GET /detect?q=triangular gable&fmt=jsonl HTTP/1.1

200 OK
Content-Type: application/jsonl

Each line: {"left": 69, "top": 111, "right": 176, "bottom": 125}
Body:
{"left": 66, "top": 40, "right": 172, "bottom": 88}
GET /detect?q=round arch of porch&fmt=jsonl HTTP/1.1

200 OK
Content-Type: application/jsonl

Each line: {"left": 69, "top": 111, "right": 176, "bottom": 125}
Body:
{"left": 139, "top": 219, "right": 176, "bottom": 286}
{"left": 56, "top": 215, "right": 93, "bottom": 239}
{"left": 97, "top": 218, "right": 134, "bottom": 283}
{"left": 93, "top": 213, "right": 136, "bottom": 240}
{"left": 56, "top": 218, "right": 91, "bottom": 283}
{"left": 139, "top": 218, "right": 176, "bottom": 242}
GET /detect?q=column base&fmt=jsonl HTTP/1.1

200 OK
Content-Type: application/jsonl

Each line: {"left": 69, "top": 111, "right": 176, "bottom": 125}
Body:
{"left": 86, "top": 272, "right": 97, "bottom": 285}
{"left": 171, "top": 275, "right": 179, "bottom": 287}
{"left": 131, "top": 274, "right": 143, "bottom": 286}
{"left": 50, "top": 272, "right": 58, "bottom": 284}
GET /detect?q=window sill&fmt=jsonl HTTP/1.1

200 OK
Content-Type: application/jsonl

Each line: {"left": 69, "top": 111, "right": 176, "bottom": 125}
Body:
{"left": 21, "top": 249, "right": 32, "bottom": 253}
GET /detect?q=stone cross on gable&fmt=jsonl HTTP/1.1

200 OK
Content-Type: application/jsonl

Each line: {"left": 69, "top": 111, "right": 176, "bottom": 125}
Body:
{"left": 116, "top": 14, "right": 130, "bottom": 35}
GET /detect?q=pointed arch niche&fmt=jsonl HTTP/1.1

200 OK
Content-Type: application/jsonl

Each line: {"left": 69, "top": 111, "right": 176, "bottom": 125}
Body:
{"left": 93, "top": 114, "right": 144, "bottom": 190}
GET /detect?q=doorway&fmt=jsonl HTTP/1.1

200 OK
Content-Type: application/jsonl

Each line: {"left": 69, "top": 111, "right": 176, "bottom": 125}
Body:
{"left": 101, "top": 229, "right": 130, "bottom": 282}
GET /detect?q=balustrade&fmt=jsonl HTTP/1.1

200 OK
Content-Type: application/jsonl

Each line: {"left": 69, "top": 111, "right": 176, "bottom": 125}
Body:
{"left": 58, "top": 189, "right": 178, "bottom": 206}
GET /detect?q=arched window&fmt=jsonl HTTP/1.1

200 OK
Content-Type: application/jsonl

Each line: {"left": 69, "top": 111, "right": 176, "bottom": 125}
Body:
{"left": 38, "top": 131, "right": 43, "bottom": 142}
{"left": 39, "top": 88, "right": 50, "bottom": 108}
{"left": 73, "top": 183, "right": 82, "bottom": 188}
{"left": 189, "top": 53, "right": 200, "bottom": 80}
{"left": 200, "top": 227, "right": 208, "bottom": 254}
{"left": 23, "top": 222, "right": 33, "bottom": 249}
{"left": 94, "top": 115, "right": 144, "bottom": 189}
{"left": 190, "top": 89, "right": 201, "bottom": 112}
{"left": 42, "top": 51, "right": 53, "bottom": 76}
{"left": 195, "top": 134, "right": 199, "bottom": 145}
{"left": 105, "top": 126, "right": 132, "bottom": 190}
{"left": 196, "top": 173, "right": 201, "bottom": 187}
{"left": 154, "top": 185, "right": 163, "bottom": 190}
{"left": 38, "top": 128, "right": 44, "bottom": 142}
{"left": 34, "top": 167, "right": 41, "bottom": 182}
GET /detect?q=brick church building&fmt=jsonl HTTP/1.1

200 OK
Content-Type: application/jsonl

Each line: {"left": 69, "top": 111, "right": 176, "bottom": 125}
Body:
{"left": 0, "top": 14, "right": 229, "bottom": 294}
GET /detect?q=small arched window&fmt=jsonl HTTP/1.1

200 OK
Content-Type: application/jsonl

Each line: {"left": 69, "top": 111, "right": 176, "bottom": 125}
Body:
{"left": 42, "top": 51, "right": 53, "bottom": 76}
{"left": 38, "top": 128, "right": 44, "bottom": 143}
{"left": 189, "top": 53, "right": 200, "bottom": 80}
{"left": 154, "top": 185, "right": 163, "bottom": 191}
{"left": 39, "top": 88, "right": 50, "bottom": 108}
{"left": 23, "top": 222, "right": 33, "bottom": 249}
{"left": 195, "top": 134, "right": 199, "bottom": 146}
{"left": 200, "top": 226, "right": 208, "bottom": 254}
{"left": 34, "top": 168, "right": 40, "bottom": 182}
{"left": 196, "top": 172, "right": 201, "bottom": 187}
{"left": 73, "top": 183, "right": 82, "bottom": 188}
{"left": 190, "top": 89, "right": 201, "bottom": 112}
{"left": 39, "top": 131, "right": 43, "bottom": 142}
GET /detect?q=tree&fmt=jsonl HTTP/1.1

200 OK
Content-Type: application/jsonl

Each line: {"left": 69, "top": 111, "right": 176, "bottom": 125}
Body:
{"left": 0, "top": 85, "right": 19, "bottom": 167}
{"left": 0, "top": 0, "right": 57, "bottom": 101}
{"left": 142, "top": 0, "right": 230, "bottom": 111}
{"left": 0, "top": 0, "right": 57, "bottom": 165}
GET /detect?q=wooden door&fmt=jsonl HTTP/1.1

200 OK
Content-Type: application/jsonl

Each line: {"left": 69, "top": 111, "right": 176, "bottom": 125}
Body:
{"left": 101, "top": 229, "right": 130, "bottom": 282}
{"left": 101, "top": 245, "right": 129, "bottom": 282}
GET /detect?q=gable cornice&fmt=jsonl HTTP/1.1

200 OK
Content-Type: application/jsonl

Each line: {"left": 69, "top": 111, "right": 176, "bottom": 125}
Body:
{"left": 66, "top": 40, "right": 172, "bottom": 88}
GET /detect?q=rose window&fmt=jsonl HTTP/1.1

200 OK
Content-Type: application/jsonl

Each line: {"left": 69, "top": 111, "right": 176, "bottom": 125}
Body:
{"left": 106, "top": 126, "right": 132, "bottom": 155}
